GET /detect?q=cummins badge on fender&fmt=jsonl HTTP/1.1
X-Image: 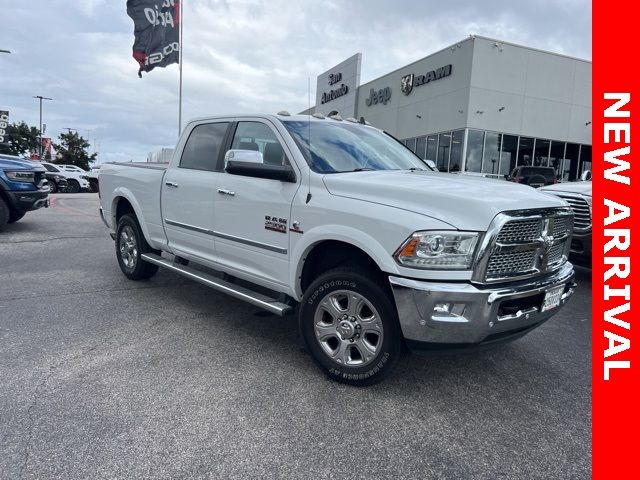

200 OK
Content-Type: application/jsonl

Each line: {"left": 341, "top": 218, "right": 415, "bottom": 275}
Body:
{"left": 126, "top": 0, "right": 180, "bottom": 77}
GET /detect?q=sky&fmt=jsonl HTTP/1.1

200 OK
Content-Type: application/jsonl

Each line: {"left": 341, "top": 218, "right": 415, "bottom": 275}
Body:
{"left": 0, "top": 0, "right": 592, "bottom": 164}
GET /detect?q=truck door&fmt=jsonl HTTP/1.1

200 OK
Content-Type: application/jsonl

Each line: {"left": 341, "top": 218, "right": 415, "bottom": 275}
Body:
{"left": 161, "top": 121, "right": 230, "bottom": 264}
{"left": 213, "top": 120, "right": 300, "bottom": 287}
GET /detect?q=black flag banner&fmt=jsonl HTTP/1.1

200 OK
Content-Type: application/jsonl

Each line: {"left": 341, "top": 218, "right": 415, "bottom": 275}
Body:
{"left": 127, "top": 0, "right": 180, "bottom": 77}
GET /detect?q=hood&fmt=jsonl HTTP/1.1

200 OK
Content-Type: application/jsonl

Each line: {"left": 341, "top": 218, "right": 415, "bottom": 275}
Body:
{"left": 322, "top": 170, "right": 568, "bottom": 231}
{"left": 539, "top": 181, "right": 592, "bottom": 196}
{"left": 0, "top": 155, "right": 43, "bottom": 171}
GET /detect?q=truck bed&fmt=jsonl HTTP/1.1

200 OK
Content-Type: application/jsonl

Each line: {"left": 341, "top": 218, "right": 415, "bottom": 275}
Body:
{"left": 98, "top": 162, "right": 167, "bottom": 234}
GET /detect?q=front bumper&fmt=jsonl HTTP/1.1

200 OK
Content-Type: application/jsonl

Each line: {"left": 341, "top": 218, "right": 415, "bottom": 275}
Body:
{"left": 5, "top": 188, "right": 50, "bottom": 212}
{"left": 389, "top": 262, "right": 576, "bottom": 348}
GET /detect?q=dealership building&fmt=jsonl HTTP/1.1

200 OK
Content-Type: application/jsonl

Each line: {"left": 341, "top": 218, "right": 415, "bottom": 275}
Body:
{"left": 305, "top": 36, "right": 592, "bottom": 181}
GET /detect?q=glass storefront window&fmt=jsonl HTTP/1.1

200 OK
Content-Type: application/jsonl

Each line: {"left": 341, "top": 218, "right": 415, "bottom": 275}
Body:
{"left": 449, "top": 130, "right": 463, "bottom": 172}
{"left": 549, "top": 141, "right": 565, "bottom": 177}
{"left": 482, "top": 132, "right": 502, "bottom": 175}
{"left": 426, "top": 135, "right": 438, "bottom": 161}
{"left": 437, "top": 132, "right": 451, "bottom": 171}
{"left": 564, "top": 143, "right": 580, "bottom": 181}
{"left": 580, "top": 145, "right": 592, "bottom": 178}
{"left": 500, "top": 135, "right": 518, "bottom": 176}
{"left": 415, "top": 136, "right": 426, "bottom": 160}
{"left": 406, "top": 137, "right": 416, "bottom": 153}
{"left": 466, "top": 129, "right": 484, "bottom": 173}
{"left": 533, "top": 138, "right": 550, "bottom": 166}
{"left": 517, "top": 137, "right": 534, "bottom": 166}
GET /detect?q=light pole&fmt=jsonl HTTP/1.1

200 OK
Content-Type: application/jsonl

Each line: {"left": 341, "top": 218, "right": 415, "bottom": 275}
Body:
{"left": 33, "top": 95, "right": 53, "bottom": 159}
{"left": 0, "top": 49, "right": 11, "bottom": 54}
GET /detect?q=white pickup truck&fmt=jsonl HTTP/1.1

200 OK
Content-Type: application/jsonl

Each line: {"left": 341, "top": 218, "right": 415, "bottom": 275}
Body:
{"left": 99, "top": 113, "right": 576, "bottom": 385}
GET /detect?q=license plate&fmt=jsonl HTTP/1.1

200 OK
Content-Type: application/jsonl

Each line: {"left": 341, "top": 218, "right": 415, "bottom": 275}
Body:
{"left": 541, "top": 285, "right": 564, "bottom": 312}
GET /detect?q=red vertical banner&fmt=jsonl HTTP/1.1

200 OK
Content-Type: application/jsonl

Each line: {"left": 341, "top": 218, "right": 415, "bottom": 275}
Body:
{"left": 593, "top": 0, "right": 638, "bottom": 477}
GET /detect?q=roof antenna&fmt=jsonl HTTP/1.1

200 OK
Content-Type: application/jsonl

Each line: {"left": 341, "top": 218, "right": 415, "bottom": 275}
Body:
{"left": 306, "top": 76, "right": 312, "bottom": 204}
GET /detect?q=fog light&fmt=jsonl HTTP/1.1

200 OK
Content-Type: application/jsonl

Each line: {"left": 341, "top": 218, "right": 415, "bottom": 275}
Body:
{"left": 431, "top": 303, "right": 467, "bottom": 322}
{"left": 434, "top": 303, "right": 451, "bottom": 313}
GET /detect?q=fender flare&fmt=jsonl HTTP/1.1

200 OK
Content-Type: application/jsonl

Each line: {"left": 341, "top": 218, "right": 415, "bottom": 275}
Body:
{"left": 111, "top": 187, "right": 154, "bottom": 247}
{"left": 289, "top": 225, "right": 400, "bottom": 299}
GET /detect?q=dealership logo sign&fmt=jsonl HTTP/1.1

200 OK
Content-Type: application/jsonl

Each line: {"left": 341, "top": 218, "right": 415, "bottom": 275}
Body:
{"left": 0, "top": 110, "right": 9, "bottom": 145}
{"left": 401, "top": 64, "right": 452, "bottom": 96}
{"left": 365, "top": 87, "right": 392, "bottom": 107}
{"left": 321, "top": 71, "right": 349, "bottom": 104}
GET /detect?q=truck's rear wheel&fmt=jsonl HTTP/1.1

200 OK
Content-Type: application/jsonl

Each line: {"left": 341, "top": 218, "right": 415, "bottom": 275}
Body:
{"left": 115, "top": 214, "right": 159, "bottom": 280}
{"left": 299, "top": 267, "right": 402, "bottom": 386}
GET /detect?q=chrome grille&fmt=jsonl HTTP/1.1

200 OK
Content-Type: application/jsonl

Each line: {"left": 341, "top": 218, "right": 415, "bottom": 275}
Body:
{"left": 496, "top": 219, "right": 542, "bottom": 243}
{"left": 550, "top": 193, "right": 591, "bottom": 230}
{"left": 548, "top": 243, "right": 564, "bottom": 266}
{"left": 552, "top": 216, "right": 571, "bottom": 238}
{"left": 487, "top": 250, "right": 536, "bottom": 276}
{"left": 476, "top": 208, "right": 574, "bottom": 283}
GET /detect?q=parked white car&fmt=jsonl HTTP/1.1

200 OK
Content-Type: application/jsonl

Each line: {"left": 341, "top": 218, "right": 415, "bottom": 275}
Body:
{"left": 99, "top": 113, "right": 576, "bottom": 385}
{"left": 41, "top": 162, "right": 90, "bottom": 193}
{"left": 58, "top": 164, "right": 99, "bottom": 192}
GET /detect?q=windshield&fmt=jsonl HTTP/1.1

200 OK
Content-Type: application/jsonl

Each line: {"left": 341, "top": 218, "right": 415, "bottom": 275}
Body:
{"left": 43, "top": 163, "right": 59, "bottom": 172}
{"left": 282, "top": 120, "right": 429, "bottom": 173}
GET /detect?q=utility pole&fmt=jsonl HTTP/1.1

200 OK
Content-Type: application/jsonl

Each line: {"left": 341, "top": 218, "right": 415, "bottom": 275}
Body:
{"left": 33, "top": 95, "right": 53, "bottom": 158}
{"left": 0, "top": 49, "right": 11, "bottom": 54}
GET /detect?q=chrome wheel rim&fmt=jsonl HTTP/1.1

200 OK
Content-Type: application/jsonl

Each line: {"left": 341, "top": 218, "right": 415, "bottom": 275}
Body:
{"left": 313, "top": 289, "right": 384, "bottom": 367}
{"left": 119, "top": 226, "right": 138, "bottom": 269}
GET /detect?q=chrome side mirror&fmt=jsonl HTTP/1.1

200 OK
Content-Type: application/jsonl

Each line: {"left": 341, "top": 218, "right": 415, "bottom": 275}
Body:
{"left": 224, "top": 149, "right": 264, "bottom": 167}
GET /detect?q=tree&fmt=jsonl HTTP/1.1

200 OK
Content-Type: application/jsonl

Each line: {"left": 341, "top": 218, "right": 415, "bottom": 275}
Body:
{"left": 0, "top": 121, "right": 41, "bottom": 157}
{"left": 53, "top": 131, "right": 97, "bottom": 170}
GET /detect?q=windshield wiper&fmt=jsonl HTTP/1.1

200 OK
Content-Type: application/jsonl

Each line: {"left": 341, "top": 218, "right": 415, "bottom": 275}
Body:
{"left": 350, "top": 167, "right": 376, "bottom": 172}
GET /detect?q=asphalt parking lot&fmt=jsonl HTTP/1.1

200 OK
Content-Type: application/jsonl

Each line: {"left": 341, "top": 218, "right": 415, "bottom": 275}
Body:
{"left": 0, "top": 193, "right": 591, "bottom": 479}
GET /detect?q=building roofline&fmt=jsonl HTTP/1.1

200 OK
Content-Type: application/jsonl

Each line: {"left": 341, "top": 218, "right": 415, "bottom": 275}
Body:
{"left": 359, "top": 35, "right": 591, "bottom": 88}
{"left": 471, "top": 34, "right": 591, "bottom": 63}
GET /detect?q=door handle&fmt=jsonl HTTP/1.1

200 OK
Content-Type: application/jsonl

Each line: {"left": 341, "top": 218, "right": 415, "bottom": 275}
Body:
{"left": 217, "top": 189, "right": 235, "bottom": 196}
{"left": 165, "top": 181, "right": 179, "bottom": 187}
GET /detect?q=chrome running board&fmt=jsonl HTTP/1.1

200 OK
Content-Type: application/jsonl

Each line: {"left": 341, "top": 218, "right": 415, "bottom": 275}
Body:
{"left": 140, "top": 253, "right": 292, "bottom": 316}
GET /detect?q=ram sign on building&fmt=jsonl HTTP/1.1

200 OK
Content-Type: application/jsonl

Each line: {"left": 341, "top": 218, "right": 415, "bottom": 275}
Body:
{"left": 303, "top": 36, "right": 592, "bottom": 181}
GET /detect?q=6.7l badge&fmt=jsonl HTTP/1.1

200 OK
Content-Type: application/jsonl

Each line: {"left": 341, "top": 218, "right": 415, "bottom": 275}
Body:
{"left": 265, "top": 215, "right": 287, "bottom": 233}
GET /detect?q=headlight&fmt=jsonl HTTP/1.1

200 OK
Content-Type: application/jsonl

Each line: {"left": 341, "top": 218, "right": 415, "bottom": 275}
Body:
{"left": 394, "top": 231, "right": 480, "bottom": 269}
{"left": 5, "top": 171, "right": 35, "bottom": 182}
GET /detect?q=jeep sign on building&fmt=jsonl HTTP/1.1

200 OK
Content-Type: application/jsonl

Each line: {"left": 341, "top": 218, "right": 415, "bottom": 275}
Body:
{"left": 304, "top": 35, "right": 592, "bottom": 181}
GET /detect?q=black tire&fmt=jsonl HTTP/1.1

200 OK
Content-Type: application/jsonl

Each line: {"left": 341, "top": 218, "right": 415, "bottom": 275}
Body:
{"left": 48, "top": 182, "right": 57, "bottom": 194}
{"left": 8, "top": 210, "right": 26, "bottom": 224}
{"left": 66, "top": 179, "right": 80, "bottom": 193}
{"left": 0, "top": 196, "right": 10, "bottom": 229}
{"left": 115, "top": 213, "right": 159, "bottom": 280}
{"left": 89, "top": 180, "right": 99, "bottom": 193}
{"left": 299, "top": 267, "right": 402, "bottom": 386}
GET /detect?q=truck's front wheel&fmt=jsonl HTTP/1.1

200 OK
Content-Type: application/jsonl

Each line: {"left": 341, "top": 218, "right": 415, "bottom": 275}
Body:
{"left": 299, "top": 267, "right": 402, "bottom": 386}
{"left": 115, "top": 214, "right": 159, "bottom": 280}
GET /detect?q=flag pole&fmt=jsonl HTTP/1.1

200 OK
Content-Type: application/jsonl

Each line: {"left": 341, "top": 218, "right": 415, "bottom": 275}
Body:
{"left": 178, "top": 0, "right": 183, "bottom": 136}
